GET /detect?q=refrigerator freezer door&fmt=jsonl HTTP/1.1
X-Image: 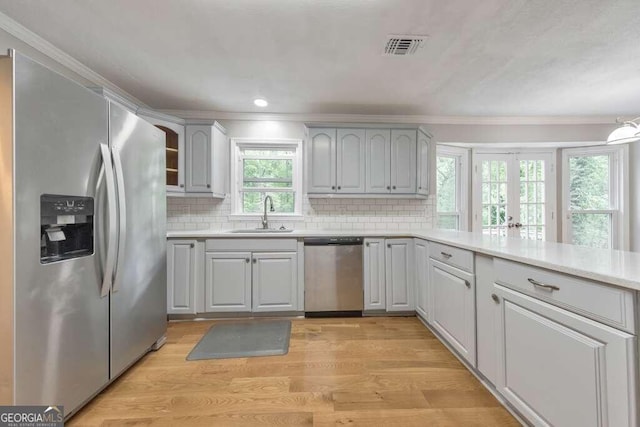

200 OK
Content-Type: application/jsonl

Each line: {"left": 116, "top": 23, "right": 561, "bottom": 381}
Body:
{"left": 12, "top": 53, "right": 110, "bottom": 412}
{"left": 109, "top": 103, "right": 167, "bottom": 378}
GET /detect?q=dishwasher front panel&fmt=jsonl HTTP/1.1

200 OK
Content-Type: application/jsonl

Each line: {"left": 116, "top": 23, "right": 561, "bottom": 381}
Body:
{"left": 304, "top": 244, "right": 364, "bottom": 312}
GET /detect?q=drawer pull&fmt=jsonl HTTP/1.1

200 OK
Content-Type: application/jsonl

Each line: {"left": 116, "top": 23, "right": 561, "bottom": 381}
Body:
{"left": 245, "top": 258, "right": 250, "bottom": 263}
{"left": 491, "top": 293, "right": 500, "bottom": 303}
{"left": 440, "top": 252, "right": 452, "bottom": 259}
{"left": 528, "top": 278, "right": 560, "bottom": 291}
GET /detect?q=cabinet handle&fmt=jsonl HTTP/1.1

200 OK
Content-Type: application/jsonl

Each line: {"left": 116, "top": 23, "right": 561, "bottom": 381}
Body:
{"left": 179, "top": 184, "right": 184, "bottom": 188}
{"left": 387, "top": 244, "right": 391, "bottom": 248}
{"left": 491, "top": 293, "right": 500, "bottom": 303}
{"left": 189, "top": 243, "right": 194, "bottom": 248}
{"left": 418, "top": 186, "right": 421, "bottom": 190}
{"left": 206, "top": 184, "right": 211, "bottom": 188}
{"left": 440, "top": 252, "right": 452, "bottom": 259}
{"left": 464, "top": 280, "right": 471, "bottom": 288}
{"left": 366, "top": 242, "right": 370, "bottom": 247}
{"left": 392, "top": 185, "right": 397, "bottom": 190}
{"left": 245, "top": 258, "right": 250, "bottom": 263}
{"left": 528, "top": 278, "right": 560, "bottom": 291}
{"left": 331, "top": 186, "right": 335, "bottom": 190}
{"left": 337, "top": 186, "right": 341, "bottom": 190}
{"left": 253, "top": 259, "right": 257, "bottom": 264}
{"left": 386, "top": 186, "right": 390, "bottom": 190}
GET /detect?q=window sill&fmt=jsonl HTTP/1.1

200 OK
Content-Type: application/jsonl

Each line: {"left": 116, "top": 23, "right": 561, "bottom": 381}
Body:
{"left": 228, "top": 214, "right": 305, "bottom": 222}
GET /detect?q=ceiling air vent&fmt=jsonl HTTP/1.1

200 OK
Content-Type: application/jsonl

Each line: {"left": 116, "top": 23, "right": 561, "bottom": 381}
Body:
{"left": 384, "top": 35, "right": 427, "bottom": 56}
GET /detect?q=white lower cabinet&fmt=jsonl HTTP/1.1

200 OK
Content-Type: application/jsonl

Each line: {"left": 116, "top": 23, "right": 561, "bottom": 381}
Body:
{"left": 475, "top": 254, "right": 498, "bottom": 385}
{"left": 167, "top": 239, "right": 197, "bottom": 314}
{"left": 414, "top": 239, "right": 428, "bottom": 319}
{"left": 205, "top": 252, "right": 252, "bottom": 312}
{"left": 205, "top": 251, "right": 298, "bottom": 313}
{"left": 252, "top": 252, "right": 298, "bottom": 312}
{"left": 385, "top": 239, "right": 415, "bottom": 311}
{"left": 428, "top": 258, "right": 476, "bottom": 366}
{"left": 494, "top": 284, "right": 636, "bottom": 427}
{"left": 364, "top": 238, "right": 386, "bottom": 310}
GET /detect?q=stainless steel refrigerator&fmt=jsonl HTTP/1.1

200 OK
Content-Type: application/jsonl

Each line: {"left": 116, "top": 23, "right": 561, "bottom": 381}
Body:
{"left": 0, "top": 51, "right": 167, "bottom": 418}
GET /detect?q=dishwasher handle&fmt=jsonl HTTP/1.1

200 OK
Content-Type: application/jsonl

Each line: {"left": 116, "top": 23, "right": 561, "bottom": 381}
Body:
{"left": 304, "top": 237, "right": 363, "bottom": 246}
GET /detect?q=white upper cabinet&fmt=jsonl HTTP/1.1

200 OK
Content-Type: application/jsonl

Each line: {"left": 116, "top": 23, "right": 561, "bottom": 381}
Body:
{"left": 417, "top": 131, "right": 430, "bottom": 195}
{"left": 336, "top": 128, "right": 366, "bottom": 193}
{"left": 365, "top": 129, "right": 391, "bottom": 193}
{"left": 390, "top": 129, "right": 417, "bottom": 193}
{"left": 307, "top": 128, "right": 337, "bottom": 193}
{"left": 185, "top": 122, "right": 228, "bottom": 197}
{"left": 307, "top": 126, "right": 430, "bottom": 197}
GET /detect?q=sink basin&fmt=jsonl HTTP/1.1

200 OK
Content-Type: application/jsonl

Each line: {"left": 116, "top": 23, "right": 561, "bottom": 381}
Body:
{"left": 229, "top": 228, "right": 294, "bottom": 233}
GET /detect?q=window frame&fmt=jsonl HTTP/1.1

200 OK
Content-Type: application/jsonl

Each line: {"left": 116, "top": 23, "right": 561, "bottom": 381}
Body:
{"left": 561, "top": 144, "right": 629, "bottom": 250}
{"left": 436, "top": 145, "right": 469, "bottom": 231}
{"left": 230, "top": 138, "right": 303, "bottom": 219}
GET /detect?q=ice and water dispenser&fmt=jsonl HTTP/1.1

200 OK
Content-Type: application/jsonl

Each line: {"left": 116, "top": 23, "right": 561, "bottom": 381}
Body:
{"left": 40, "top": 194, "right": 94, "bottom": 263}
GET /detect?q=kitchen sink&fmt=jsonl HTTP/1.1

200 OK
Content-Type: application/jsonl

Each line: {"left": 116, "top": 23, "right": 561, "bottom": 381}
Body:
{"left": 228, "top": 228, "right": 294, "bottom": 233}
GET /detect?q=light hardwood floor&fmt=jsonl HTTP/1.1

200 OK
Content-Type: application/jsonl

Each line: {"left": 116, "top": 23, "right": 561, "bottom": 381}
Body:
{"left": 69, "top": 317, "right": 520, "bottom": 426}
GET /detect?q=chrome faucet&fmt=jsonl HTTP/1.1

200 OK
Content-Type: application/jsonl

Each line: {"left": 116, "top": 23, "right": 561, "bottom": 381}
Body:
{"left": 261, "top": 195, "right": 274, "bottom": 229}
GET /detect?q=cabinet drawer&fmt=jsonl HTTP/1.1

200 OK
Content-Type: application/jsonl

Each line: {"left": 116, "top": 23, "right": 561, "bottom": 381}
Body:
{"left": 494, "top": 258, "right": 635, "bottom": 333}
{"left": 428, "top": 241, "right": 474, "bottom": 273}
{"left": 206, "top": 238, "right": 298, "bottom": 252}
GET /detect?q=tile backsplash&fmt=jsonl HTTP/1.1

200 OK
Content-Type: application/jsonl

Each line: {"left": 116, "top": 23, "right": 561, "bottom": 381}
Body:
{"left": 167, "top": 196, "right": 435, "bottom": 231}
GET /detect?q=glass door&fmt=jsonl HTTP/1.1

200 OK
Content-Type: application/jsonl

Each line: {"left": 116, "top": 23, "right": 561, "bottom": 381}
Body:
{"left": 473, "top": 151, "right": 556, "bottom": 241}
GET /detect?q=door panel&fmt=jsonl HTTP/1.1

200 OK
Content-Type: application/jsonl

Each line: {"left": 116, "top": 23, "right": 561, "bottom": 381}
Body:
{"left": 365, "top": 129, "right": 391, "bottom": 193}
{"left": 110, "top": 104, "right": 167, "bottom": 378}
{"left": 252, "top": 252, "right": 297, "bottom": 312}
{"left": 385, "top": 239, "right": 414, "bottom": 311}
{"left": 205, "top": 252, "right": 252, "bottom": 312}
{"left": 167, "top": 240, "right": 196, "bottom": 314}
{"left": 415, "top": 240, "right": 428, "bottom": 319}
{"left": 364, "top": 238, "right": 386, "bottom": 310}
{"left": 337, "top": 129, "right": 365, "bottom": 193}
{"left": 186, "top": 126, "right": 210, "bottom": 192}
{"left": 473, "top": 154, "right": 510, "bottom": 237}
{"left": 13, "top": 53, "right": 110, "bottom": 411}
{"left": 390, "top": 130, "right": 417, "bottom": 193}
{"left": 417, "top": 133, "right": 430, "bottom": 195}
{"left": 308, "top": 128, "right": 336, "bottom": 193}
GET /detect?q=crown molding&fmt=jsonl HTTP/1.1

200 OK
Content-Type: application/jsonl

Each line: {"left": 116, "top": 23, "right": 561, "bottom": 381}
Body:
{"left": 0, "top": 11, "right": 147, "bottom": 109}
{"left": 441, "top": 141, "right": 605, "bottom": 149}
{"left": 157, "top": 109, "right": 620, "bottom": 126}
{"left": 136, "top": 107, "right": 186, "bottom": 125}
{"left": 90, "top": 87, "right": 139, "bottom": 113}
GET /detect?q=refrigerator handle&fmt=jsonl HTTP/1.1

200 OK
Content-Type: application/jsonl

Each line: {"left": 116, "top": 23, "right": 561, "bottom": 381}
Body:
{"left": 100, "top": 143, "right": 118, "bottom": 297}
{"left": 111, "top": 144, "right": 127, "bottom": 293}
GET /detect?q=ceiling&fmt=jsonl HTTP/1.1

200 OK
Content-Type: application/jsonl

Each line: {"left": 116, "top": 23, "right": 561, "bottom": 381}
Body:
{"left": 1, "top": 0, "right": 639, "bottom": 116}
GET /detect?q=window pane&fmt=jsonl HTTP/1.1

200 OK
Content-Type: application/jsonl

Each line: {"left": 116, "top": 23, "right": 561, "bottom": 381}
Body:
{"left": 242, "top": 149, "right": 294, "bottom": 156}
{"left": 570, "top": 213, "right": 611, "bottom": 249}
{"left": 243, "top": 159, "right": 293, "bottom": 188}
{"left": 437, "top": 214, "right": 459, "bottom": 230}
{"left": 242, "top": 192, "right": 295, "bottom": 214}
{"left": 569, "top": 155, "right": 610, "bottom": 210}
{"left": 436, "top": 156, "right": 457, "bottom": 213}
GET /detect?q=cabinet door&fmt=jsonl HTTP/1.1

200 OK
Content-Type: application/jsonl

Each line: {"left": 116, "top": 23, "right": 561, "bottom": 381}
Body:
{"left": 475, "top": 254, "right": 498, "bottom": 385}
{"left": 414, "top": 240, "right": 428, "bottom": 319}
{"left": 167, "top": 240, "right": 196, "bottom": 314}
{"left": 307, "top": 128, "right": 336, "bottom": 193}
{"left": 428, "top": 258, "right": 476, "bottom": 365}
{"left": 385, "top": 239, "right": 415, "bottom": 311}
{"left": 252, "top": 252, "right": 298, "bottom": 312}
{"left": 416, "top": 132, "right": 430, "bottom": 195}
{"left": 390, "top": 130, "right": 417, "bottom": 193}
{"left": 204, "top": 252, "right": 252, "bottom": 312}
{"left": 139, "top": 115, "right": 186, "bottom": 194}
{"left": 210, "top": 123, "right": 227, "bottom": 197}
{"left": 494, "top": 284, "right": 636, "bottom": 427}
{"left": 336, "top": 128, "right": 366, "bottom": 193}
{"left": 365, "top": 129, "right": 391, "bottom": 193}
{"left": 185, "top": 125, "right": 211, "bottom": 193}
{"left": 364, "top": 238, "right": 386, "bottom": 311}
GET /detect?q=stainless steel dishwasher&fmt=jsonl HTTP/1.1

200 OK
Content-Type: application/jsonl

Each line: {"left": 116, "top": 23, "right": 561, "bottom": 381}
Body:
{"left": 304, "top": 237, "right": 364, "bottom": 317}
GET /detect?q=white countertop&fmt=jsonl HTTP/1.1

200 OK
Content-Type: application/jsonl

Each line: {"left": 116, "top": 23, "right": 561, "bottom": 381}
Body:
{"left": 167, "top": 228, "right": 640, "bottom": 292}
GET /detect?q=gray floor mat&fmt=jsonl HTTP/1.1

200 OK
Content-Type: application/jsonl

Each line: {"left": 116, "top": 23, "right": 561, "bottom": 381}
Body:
{"left": 186, "top": 320, "right": 291, "bottom": 360}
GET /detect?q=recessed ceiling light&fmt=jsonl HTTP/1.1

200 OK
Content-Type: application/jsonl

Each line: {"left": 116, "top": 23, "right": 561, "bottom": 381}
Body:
{"left": 254, "top": 98, "right": 268, "bottom": 107}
